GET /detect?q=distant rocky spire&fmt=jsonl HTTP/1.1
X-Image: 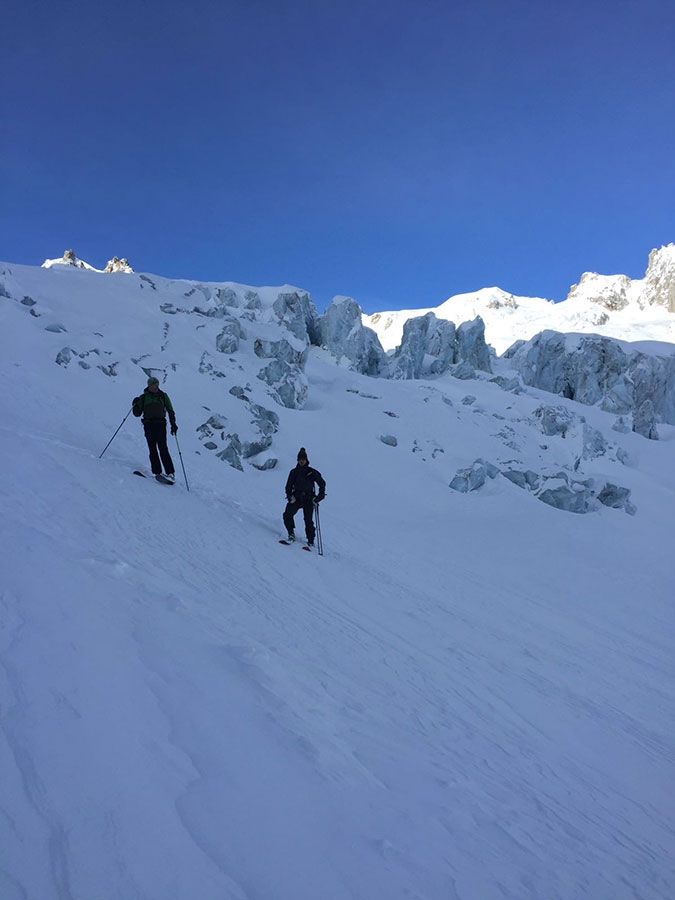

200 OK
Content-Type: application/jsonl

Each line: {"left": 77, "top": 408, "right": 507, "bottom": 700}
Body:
{"left": 104, "top": 255, "right": 134, "bottom": 274}
{"left": 62, "top": 249, "right": 86, "bottom": 268}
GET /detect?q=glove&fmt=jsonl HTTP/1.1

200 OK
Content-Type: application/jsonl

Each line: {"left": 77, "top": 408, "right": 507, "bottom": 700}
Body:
{"left": 314, "top": 495, "right": 323, "bottom": 505}
{"left": 170, "top": 423, "right": 178, "bottom": 435}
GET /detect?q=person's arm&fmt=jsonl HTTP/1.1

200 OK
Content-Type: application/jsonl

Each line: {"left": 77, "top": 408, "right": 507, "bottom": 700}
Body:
{"left": 163, "top": 393, "right": 178, "bottom": 433}
{"left": 314, "top": 470, "right": 326, "bottom": 502}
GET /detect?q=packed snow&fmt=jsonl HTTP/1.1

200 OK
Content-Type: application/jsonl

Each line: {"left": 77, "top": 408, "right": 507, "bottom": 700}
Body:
{"left": 1, "top": 258, "right": 674, "bottom": 900}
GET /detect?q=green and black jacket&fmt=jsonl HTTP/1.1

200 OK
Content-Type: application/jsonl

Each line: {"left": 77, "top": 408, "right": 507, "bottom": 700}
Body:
{"left": 132, "top": 388, "right": 176, "bottom": 428}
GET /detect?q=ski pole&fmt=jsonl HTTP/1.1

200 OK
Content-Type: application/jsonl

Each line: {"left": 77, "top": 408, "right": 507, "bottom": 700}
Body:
{"left": 99, "top": 407, "right": 133, "bottom": 459}
{"left": 174, "top": 433, "right": 190, "bottom": 492}
{"left": 314, "top": 502, "right": 324, "bottom": 556}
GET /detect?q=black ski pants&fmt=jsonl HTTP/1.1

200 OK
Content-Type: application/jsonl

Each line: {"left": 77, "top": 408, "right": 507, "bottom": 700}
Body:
{"left": 283, "top": 497, "right": 315, "bottom": 543}
{"left": 143, "top": 420, "right": 175, "bottom": 476}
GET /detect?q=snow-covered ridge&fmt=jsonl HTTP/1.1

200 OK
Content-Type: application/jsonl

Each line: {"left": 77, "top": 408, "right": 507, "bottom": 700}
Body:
{"left": 39, "top": 244, "right": 675, "bottom": 354}
{"left": 4, "top": 250, "right": 675, "bottom": 445}
{"left": 364, "top": 244, "right": 675, "bottom": 354}
{"left": 42, "top": 248, "right": 134, "bottom": 273}
{"left": 3, "top": 249, "right": 674, "bottom": 484}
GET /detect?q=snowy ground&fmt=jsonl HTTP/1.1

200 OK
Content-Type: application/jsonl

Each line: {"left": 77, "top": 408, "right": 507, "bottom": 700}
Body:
{"left": 1, "top": 262, "right": 674, "bottom": 900}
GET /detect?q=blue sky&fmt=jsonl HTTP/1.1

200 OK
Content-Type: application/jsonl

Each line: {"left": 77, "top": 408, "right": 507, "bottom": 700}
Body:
{"left": 3, "top": 0, "right": 674, "bottom": 312}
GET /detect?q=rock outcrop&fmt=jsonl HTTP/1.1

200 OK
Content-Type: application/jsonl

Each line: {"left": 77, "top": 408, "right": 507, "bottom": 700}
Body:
{"left": 42, "top": 249, "right": 90, "bottom": 270}
{"left": 567, "top": 272, "right": 632, "bottom": 313}
{"left": 104, "top": 256, "right": 134, "bottom": 273}
{"left": 643, "top": 243, "right": 675, "bottom": 312}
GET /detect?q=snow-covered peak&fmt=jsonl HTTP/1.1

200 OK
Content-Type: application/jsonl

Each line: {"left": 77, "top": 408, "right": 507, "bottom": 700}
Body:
{"left": 364, "top": 246, "right": 675, "bottom": 354}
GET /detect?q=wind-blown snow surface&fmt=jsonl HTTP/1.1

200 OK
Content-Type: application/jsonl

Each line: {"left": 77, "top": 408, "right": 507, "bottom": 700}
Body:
{"left": 1, "top": 262, "right": 674, "bottom": 900}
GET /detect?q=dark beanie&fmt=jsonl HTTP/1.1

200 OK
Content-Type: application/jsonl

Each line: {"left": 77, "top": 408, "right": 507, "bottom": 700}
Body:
{"left": 297, "top": 447, "right": 308, "bottom": 461}
{"left": 147, "top": 376, "right": 160, "bottom": 386}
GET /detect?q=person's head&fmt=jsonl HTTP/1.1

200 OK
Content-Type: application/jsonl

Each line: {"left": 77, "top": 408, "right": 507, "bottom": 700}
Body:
{"left": 147, "top": 376, "right": 160, "bottom": 392}
{"left": 297, "top": 447, "right": 308, "bottom": 466}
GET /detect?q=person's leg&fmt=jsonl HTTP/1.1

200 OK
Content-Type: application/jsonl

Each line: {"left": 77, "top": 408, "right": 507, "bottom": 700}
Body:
{"left": 302, "top": 500, "right": 316, "bottom": 544}
{"left": 144, "top": 423, "right": 162, "bottom": 474}
{"left": 283, "top": 500, "right": 299, "bottom": 537}
{"left": 156, "top": 423, "right": 175, "bottom": 475}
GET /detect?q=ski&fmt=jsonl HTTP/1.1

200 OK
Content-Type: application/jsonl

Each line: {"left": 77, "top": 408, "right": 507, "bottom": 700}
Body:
{"left": 133, "top": 470, "right": 175, "bottom": 485}
{"left": 278, "top": 539, "right": 313, "bottom": 551}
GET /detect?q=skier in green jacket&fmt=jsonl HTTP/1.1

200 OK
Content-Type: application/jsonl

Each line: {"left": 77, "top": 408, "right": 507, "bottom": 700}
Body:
{"left": 132, "top": 376, "right": 178, "bottom": 480}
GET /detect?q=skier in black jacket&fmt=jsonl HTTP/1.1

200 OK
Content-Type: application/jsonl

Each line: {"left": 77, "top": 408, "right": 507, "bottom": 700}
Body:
{"left": 283, "top": 447, "right": 326, "bottom": 546}
{"left": 132, "top": 376, "right": 178, "bottom": 480}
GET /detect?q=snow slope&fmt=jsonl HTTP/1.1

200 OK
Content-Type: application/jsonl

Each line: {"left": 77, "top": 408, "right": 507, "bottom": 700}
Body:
{"left": 1, "top": 260, "right": 674, "bottom": 900}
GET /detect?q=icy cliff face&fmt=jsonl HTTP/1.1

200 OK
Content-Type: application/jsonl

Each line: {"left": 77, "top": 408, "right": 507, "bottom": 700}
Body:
{"left": 391, "top": 313, "right": 456, "bottom": 379}
{"left": 391, "top": 314, "right": 492, "bottom": 379}
{"left": 508, "top": 330, "right": 675, "bottom": 435}
{"left": 272, "top": 290, "right": 321, "bottom": 344}
{"left": 319, "top": 296, "right": 387, "bottom": 376}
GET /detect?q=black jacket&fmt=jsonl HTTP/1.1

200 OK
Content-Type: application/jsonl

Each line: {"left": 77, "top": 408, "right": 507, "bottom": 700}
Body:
{"left": 285, "top": 464, "right": 326, "bottom": 503}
